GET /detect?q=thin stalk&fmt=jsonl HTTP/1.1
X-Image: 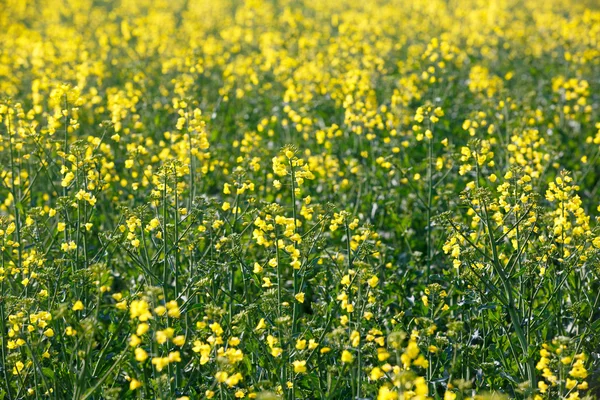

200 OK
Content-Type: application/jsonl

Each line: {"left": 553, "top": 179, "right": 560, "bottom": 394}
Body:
{"left": 426, "top": 132, "right": 433, "bottom": 284}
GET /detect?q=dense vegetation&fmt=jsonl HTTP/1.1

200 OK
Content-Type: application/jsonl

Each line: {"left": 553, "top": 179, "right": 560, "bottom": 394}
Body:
{"left": 1, "top": 0, "right": 599, "bottom": 399}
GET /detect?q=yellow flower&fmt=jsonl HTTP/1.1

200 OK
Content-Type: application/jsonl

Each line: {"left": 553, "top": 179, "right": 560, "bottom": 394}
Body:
{"left": 147, "top": 218, "right": 160, "bottom": 231}
{"left": 43, "top": 328, "right": 54, "bottom": 338}
{"left": 173, "top": 335, "right": 185, "bottom": 346}
{"left": 414, "top": 355, "right": 429, "bottom": 368}
{"left": 296, "top": 339, "right": 307, "bottom": 350}
{"left": 370, "top": 367, "right": 385, "bottom": 380}
{"left": 367, "top": 275, "right": 379, "bottom": 288}
{"left": 130, "top": 300, "right": 152, "bottom": 321}
{"left": 378, "top": 386, "right": 397, "bottom": 400}
{"left": 341, "top": 275, "right": 351, "bottom": 286}
{"left": 569, "top": 359, "right": 588, "bottom": 379}
{"left": 168, "top": 351, "right": 181, "bottom": 363}
{"left": 255, "top": 318, "right": 266, "bottom": 331}
{"left": 61, "top": 172, "right": 75, "bottom": 187}
{"left": 129, "top": 379, "right": 142, "bottom": 390}
{"left": 151, "top": 357, "right": 170, "bottom": 372}
{"left": 293, "top": 360, "right": 307, "bottom": 373}
{"left": 226, "top": 372, "right": 243, "bottom": 387}
{"left": 129, "top": 334, "right": 141, "bottom": 347}
{"left": 262, "top": 277, "right": 273, "bottom": 288}
{"left": 72, "top": 301, "right": 84, "bottom": 311}
{"left": 295, "top": 292, "right": 305, "bottom": 303}
{"left": 215, "top": 371, "right": 229, "bottom": 383}
{"left": 444, "top": 391, "right": 456, "bottom": 400}
{"left": 136, "top": 323, "right": 149, "bottom": 336}
{"left": 341, "top": 350, "right": 353, "bottom": 363}
{"left": 135, "top": 347, "right": 148, "bottom": 362}
{"left": 209, "top": 322, "right": 223, "bottom": 336}
{"left": 271, "top": 347, "right": 283, "bottom": 357}
{"left": 13, "top": 361, "right": 25, "bottom": 375}
{"left": 167, "top": 305, "right": 181, "bottom": 318}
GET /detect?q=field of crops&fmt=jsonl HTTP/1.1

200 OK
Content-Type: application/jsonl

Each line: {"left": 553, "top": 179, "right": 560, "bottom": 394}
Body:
{"left": 1, "top": 0, "right": 599, "bottom": 399}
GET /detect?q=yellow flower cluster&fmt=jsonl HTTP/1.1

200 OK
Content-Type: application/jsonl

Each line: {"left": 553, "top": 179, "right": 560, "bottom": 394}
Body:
{"left": 535, "top": 339, "right": 590, "bottom": 399}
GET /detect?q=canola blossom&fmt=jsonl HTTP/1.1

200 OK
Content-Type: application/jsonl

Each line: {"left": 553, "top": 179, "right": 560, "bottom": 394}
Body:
{"left": 0, "top": 0, "right": 599, "bottom": 399}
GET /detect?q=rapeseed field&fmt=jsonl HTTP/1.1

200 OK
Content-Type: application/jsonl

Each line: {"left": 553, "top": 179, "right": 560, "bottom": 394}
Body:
{"left": 0, "top": 0, "right": 599, "bottom": 399}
